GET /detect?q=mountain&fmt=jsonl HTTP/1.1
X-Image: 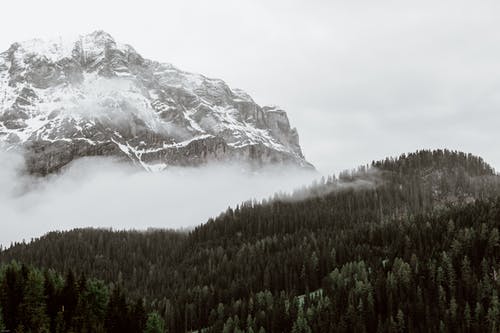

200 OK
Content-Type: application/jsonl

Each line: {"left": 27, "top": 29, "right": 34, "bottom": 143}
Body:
{"left": 2, "top": 150, "right": 499, "bottom": 332}
{"left": 0, "top": 31, "right": 311, "bottom": 174}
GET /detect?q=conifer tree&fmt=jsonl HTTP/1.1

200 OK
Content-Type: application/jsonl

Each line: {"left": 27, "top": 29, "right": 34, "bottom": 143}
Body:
{"left": 144, "top": 311, "right": 166, "bottom": 333}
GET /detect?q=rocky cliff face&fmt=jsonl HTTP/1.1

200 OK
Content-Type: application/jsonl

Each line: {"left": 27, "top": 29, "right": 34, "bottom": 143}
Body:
{"left": 0, "top": 31, "right": 312, "bottom": 174}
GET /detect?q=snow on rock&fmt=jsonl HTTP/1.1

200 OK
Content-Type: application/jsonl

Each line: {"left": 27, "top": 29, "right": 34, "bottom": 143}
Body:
{"left": 0, "top": 31, "right": 312, "bottom": 174}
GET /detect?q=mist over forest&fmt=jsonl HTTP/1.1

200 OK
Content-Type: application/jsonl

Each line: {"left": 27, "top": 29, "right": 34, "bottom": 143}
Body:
{"left": 0, "top": 151, "right": 318, "bottom": 247}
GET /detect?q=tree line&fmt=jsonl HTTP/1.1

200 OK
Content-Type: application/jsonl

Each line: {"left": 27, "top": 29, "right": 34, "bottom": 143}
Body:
{"left": 0, "top": 262, "right": 167, "bottom": 332}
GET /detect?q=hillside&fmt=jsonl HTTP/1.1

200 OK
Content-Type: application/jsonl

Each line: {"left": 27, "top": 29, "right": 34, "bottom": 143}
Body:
{"left": 1, "top": 149, "right": 499, "bottom": 332}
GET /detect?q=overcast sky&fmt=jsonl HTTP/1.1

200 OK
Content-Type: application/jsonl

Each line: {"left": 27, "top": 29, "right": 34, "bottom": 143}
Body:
{"left": 1, "top": 0, "right": 499, "bottom": 174}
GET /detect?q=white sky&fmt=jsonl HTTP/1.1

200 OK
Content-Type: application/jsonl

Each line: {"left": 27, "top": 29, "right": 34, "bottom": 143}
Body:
{"left": 1, "top": 0, "right": 500, "bottom": 174}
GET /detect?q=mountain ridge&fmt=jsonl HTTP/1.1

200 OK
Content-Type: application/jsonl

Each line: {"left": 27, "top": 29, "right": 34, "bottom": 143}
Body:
{"left": 0, "top": 31, "right": 312, "bottom": 174}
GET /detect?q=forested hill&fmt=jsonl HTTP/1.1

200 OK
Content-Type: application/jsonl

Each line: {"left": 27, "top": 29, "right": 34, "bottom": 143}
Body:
{"left": 1, "top": 149, "right": 500, "bottom": 332}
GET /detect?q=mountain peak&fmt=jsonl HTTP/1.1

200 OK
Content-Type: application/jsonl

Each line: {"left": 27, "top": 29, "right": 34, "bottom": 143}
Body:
{"left": 0, "top": 32, "right": 313, "bottom": 174}
{"left": 86, "top": 30, "right": 115, "bottom": 40}
{"left": 7, "top": 30, "right": 136, "bottom": 64}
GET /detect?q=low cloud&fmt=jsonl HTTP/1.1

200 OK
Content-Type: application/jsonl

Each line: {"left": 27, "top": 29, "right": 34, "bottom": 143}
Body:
{"left": 73, "top": 76, "right": 189, "bottom": 138}
{"left": 0, "top": 151, "right": 318, "bottom": 247}
{"left": 283, "top": 167, "right": 383, "bottom": 202}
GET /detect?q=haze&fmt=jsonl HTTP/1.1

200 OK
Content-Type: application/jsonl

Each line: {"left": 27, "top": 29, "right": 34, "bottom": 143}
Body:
{"left": 0, "top": 152, "right": 318, "bottom": 247}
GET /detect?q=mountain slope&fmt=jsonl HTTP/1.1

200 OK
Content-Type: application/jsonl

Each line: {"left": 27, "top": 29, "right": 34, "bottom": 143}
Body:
{"left": 0, "top": 31, "right": 311, "bottom": 174}
{"left": 2, "top": 150, "right": 499, "bottom": 332}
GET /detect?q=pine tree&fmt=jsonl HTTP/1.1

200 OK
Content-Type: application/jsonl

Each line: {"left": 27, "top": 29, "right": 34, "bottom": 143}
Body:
{"left": 487, "top": 294, "right": 499, "bottom": 332}
{"left": 463, "top": 302, "right": 471, "bottom": 331}
{"left": 0, "top": 305, "right": 5, "bottom": 331}
{"left": 144, "top": 311, "right": 166, "bottom": 333}
{"left": 43, "top": 270, "right": 59, "bottom": 333}
{"left": 18, "top": 269, "right": 49, "bottom": 331}
{"left": 84, "top": 279, "right": 109, "bottom": 328}
{"left": 130, "top": 298, "right": 147, "bottom": 332}
{"left": 60, "top": 269, "right": 78, "bottom": 328}
{"left": 105, "top": 286, "right": 130, "bottom": 333}
{"left": 0, "top": 263, "right": 24, "bottom": 330}
{"left": 291, "top": 308, "right": 312, "bottom": 333}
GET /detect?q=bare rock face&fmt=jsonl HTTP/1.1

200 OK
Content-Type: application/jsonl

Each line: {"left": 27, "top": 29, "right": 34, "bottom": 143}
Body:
{"left": 0, "top": 31, "right": 313, "bottom": 174}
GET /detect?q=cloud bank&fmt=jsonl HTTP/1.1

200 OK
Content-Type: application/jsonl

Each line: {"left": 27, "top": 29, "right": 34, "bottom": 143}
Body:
{"left": 0, "top": 152, "right": 318, "bottom": 247}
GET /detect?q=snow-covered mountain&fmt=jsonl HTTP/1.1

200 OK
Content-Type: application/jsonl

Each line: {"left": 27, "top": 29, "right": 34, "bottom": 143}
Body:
{"left": 0, "top": 31, "right": 312, "bottom": 174}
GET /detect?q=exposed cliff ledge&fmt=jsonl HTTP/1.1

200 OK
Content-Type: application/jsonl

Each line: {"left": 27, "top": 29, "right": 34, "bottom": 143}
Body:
{"left": 0, "top": 31, "right": 313, "bottom": 174}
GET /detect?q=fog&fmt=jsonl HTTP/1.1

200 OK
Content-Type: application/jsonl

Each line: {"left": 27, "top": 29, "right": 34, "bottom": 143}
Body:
{"left": 0, "top": 152, "right": 318, "bottom": 247}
